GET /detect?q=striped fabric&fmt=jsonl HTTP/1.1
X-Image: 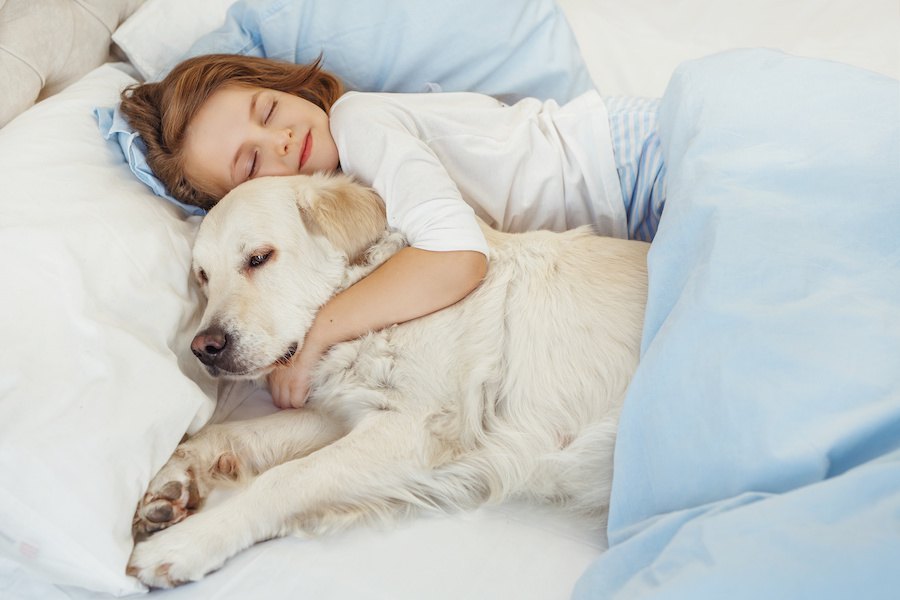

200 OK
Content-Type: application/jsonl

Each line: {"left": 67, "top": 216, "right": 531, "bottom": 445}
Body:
{"left": 605, "top": 97, "right": 667, "bottom": 242}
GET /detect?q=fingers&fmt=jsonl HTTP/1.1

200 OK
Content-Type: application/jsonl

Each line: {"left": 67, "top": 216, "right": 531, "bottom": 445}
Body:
{"left": 267, "top": 364, "right": 310, "bottom": 409}
{"left": 289, "top": 387, "right": 310, "bottom": 409}
{"left": 266, "top": 343, "right": 324, "bottom": 409}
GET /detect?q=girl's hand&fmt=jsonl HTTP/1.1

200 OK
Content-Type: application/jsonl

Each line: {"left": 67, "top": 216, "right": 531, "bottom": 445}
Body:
{"left": 267, "top": 344, "right": 322, "bottom": 409}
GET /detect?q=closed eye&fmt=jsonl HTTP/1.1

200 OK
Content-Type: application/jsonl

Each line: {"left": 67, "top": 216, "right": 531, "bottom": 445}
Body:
{"left": 196, "top": 268, "right": 208, "bottom": 285}
{"left": 247, "top": 100, "right": 277, "bottom": 180}
{"left": 264, "top": 100, "right": 277, "bottom": 124}
{"left": 247, "top": 150, "right": 259, "bottom": 180}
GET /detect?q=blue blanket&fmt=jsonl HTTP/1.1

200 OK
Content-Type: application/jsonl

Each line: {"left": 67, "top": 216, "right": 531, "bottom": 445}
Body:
{"left": 573, "top": 50, "right": 900, "bottom": 599}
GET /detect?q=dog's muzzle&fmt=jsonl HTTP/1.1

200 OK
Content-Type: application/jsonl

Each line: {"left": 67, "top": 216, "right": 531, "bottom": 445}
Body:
{"left": 191, "top": 326, "right": 299, "bottom": 377}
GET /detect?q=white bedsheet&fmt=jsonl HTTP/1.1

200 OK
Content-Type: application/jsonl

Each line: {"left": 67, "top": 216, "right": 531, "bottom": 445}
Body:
{"left": 3, "top": 382, "right": 605, "bottom": 600}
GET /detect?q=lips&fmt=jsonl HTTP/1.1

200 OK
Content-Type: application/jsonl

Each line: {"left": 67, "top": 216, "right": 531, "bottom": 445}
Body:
{"left": 298, "top": 132, "right": 312, "bottom": 170}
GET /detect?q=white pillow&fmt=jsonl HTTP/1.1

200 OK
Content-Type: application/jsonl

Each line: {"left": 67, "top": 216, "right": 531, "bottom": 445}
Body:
{"left": 112, "top": 0, "right": 238, "bottom": 80}
{"left": 0, "top": 64, "right": 216, "bottom": 595}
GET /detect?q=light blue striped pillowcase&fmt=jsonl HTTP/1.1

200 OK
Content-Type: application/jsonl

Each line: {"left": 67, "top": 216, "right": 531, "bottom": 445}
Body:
{"left": 606, "top": 96, "right": 667, "bottom": 242}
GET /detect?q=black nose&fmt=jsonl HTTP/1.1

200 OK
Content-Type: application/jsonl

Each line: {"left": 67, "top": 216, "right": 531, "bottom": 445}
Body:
{"left": 191, "top": 326, "right": 228, "bottom": 366}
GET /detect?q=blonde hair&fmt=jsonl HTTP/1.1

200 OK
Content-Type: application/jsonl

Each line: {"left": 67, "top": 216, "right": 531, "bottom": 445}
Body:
{"left": 119, "top": 54, "right": 344, "bottom": 210}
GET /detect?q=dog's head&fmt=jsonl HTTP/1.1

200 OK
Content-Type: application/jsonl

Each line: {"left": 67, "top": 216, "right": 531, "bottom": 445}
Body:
{"left": 189, "top": 173, "right": 386, "bottom": 379}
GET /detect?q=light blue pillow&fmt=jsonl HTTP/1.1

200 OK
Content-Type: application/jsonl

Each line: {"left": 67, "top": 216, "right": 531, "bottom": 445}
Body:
{"left": 177, "top": 0, "right": 593, "bottom": 102}
{"left": 94, "top": 105, "right": 208, "bottom": 216}
{"left": 97, "top": 0, "right": 594, "bottom": 213}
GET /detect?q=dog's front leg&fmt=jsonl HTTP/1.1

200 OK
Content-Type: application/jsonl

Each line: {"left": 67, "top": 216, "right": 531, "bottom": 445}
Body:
{"left": 127, "top": 410, "right": 426, "bottom": 588}
{"left": 132, "top": 408, "right": 345, "bottom": 539}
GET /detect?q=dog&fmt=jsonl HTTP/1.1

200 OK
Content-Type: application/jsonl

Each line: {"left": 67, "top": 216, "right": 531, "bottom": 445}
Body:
{"left": 126, "top": 173, "right": 649, "bottom": 588}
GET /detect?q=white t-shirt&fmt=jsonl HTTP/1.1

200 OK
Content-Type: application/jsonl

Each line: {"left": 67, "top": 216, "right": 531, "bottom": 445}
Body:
{"left": 329, "top": 90, "right": 625, "bottom": 256}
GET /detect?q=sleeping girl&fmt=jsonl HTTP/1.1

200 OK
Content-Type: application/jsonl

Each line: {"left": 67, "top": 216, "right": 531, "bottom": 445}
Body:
{"left": 118, "top": 53, "right": 666, "bottom": 409}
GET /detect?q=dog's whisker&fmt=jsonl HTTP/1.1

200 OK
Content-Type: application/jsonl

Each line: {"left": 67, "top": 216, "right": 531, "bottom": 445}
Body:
{"left": 274, "top": 343, "right": 299, "bottom": 367}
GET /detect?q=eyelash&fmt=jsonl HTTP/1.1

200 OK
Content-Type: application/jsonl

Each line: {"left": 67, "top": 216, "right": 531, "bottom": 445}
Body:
{"left": 247, "top": 100, "right": 278, "bottom": 180}
{"left": 248, "top": 151, "right": 258, "bottom": 180}
{"left": 264, "top": 100, "right": 277, "bottom": 124}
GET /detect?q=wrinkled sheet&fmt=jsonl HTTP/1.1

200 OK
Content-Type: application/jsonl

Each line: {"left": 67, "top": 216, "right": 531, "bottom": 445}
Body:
{"left": 574, "top": 49, "right": 900, "bottom": 599}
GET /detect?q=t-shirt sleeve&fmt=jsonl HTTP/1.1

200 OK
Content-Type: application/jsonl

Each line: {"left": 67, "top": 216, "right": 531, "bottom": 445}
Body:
{"left": 329, "top": 92, "right": 489, "bottom": 256}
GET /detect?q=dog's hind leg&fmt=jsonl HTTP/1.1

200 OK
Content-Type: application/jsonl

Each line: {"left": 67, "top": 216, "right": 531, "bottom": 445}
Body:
{"left": 132, "top": 409, "right": 345, "bottom": 539}
{"left": 128, "top": 410, "right": 429, "bottom": 588}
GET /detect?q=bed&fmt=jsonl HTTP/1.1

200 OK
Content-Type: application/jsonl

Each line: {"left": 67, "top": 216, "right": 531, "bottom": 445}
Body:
{"left": 1, "top": 1, "right": 897, "bottom": 599}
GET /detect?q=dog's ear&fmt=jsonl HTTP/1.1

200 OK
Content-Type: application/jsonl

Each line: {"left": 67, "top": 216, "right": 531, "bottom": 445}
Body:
{"left": 295, "top": 174, "right": 387, "bottom": 262}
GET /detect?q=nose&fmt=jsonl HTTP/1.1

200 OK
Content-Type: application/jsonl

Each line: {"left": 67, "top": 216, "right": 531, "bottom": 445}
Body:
{"left": 276, "top": 128, "right": 293, "bottom": 156}
{"left": 191, "top": 326, "right": 228, "bottom": 366}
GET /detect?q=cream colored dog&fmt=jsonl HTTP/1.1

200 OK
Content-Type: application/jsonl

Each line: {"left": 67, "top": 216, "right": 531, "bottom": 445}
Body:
{"left": 126, "top": 173, "right": 649, "bottom": 588}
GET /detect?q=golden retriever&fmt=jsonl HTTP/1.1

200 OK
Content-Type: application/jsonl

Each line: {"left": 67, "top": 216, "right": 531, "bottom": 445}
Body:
{"left": 126, "top": 173, "right": 648, "bottom": 587}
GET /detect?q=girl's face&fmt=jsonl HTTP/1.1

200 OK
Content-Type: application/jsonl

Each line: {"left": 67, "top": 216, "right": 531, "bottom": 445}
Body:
{"left": 183, "top": 84, "right": 340, "bottom": 198}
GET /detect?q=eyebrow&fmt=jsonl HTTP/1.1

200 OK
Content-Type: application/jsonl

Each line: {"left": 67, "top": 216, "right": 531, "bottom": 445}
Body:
{"left": 229, "top": 90, "right": 264, "bottom": 189}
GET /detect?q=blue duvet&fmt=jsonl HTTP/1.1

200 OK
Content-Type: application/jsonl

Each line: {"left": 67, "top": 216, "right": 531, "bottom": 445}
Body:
{"left": 573, "top": 50, "right": 900, "bottom": 599}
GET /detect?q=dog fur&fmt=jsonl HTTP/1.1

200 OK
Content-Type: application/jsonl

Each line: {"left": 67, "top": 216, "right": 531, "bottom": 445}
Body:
{"left": 126, "top": 173, "right": 649, "bottom": 587}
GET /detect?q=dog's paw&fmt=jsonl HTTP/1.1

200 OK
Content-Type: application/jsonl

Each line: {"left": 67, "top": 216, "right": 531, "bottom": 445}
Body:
{"left": 133, "top": 462, "right": 201, "bottom": 539}
{"left": 127, "top": 514, "right": 231, "bottom": 588}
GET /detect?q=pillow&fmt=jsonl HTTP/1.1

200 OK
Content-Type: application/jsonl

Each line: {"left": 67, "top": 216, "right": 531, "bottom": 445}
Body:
{"left": 95, "top": 105, "right": 208, "bottom": 216}
{"left": 573, "top": 50, "right": 900, "bottom": 598}
{"left": 0, "top": 64, "right": 217, "bottom": 595}
{"left": 111, "top": 0, "right": 236, "bottom": 81}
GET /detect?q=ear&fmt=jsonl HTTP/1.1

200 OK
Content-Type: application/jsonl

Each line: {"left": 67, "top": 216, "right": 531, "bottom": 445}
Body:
{"left": 294, "top": 173, "right": 387, "bottom": 262}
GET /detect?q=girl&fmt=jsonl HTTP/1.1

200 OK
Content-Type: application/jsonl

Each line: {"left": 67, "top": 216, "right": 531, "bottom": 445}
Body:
{"left": 119, "top": 54, "right": 665, "bottom": 409}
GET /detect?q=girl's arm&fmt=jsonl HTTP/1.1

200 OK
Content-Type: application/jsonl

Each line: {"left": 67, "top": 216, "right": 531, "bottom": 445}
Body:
{"left": 268, "top": 246, "right": 486, "bottom": 408}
